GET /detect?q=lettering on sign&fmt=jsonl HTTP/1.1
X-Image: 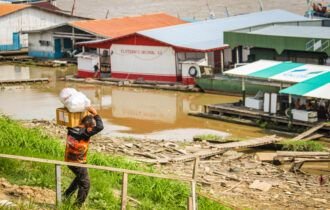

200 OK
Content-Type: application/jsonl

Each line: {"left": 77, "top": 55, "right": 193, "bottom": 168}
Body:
{"left": 120, "top": 49, "right": 163, "bottom": 55}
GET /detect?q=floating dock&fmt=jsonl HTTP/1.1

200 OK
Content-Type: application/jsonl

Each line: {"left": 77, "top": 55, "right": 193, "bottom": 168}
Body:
{"left": 0, "top": 78, "right": 49, "bottom": 85}
{"left": 190, "top": 103, "right": 330, "bottom": 130}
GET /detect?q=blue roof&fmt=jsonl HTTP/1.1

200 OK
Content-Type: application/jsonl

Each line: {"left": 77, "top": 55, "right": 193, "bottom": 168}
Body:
{"left": 138, "top": 10, "right": 308, "bottom": 51}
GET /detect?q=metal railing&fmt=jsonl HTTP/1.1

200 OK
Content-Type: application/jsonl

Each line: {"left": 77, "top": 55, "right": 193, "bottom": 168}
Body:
{"left": 0, "top": 154, "right": 199, "bottom": 210}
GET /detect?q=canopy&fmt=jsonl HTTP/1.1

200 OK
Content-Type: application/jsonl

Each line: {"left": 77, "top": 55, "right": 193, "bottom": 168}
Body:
{"left": 279, "top": 72, "right": 330, "bottom": 99}
{"left": 225, "top": 60, "right": 330, "bottom": 84}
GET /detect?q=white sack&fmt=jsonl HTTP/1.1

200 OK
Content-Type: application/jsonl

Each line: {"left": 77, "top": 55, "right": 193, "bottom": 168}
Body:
{"left": 59, "top": 88, "right": 77, "bottom": 104}
{"left": 59, "top": 88, "right": 91, "bottom": 112}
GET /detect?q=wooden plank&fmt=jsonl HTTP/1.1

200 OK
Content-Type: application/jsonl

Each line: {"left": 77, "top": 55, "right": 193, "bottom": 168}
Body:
{"left": 0, "top": 154, "right": 193, "bottom": 182}
{"left": 289, "top": 159, "right": 330, "bottom": 172}
{"left": 121, "top": 173, "right": 128, "bottom": 210}
{"left": 172, "top": 136, "right": 281, "bottom": 163}
{"left": 300, "top": 133, "right": 324, "bottom": 141}
{"left": 276, "top": 151, "right": 330, "bottom": 158}
{"left": 292, "top": 123, "right": 325, "bottom": 141}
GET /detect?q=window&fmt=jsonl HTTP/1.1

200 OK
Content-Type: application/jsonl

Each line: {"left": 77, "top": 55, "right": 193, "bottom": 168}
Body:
{"left": 39, "top": 40, "right": 50, "bottom": 46}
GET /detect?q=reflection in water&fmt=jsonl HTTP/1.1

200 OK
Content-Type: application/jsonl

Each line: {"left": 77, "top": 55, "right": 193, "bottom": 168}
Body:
{"left": 0, "top": 65, "right": 267, "bottom": 141}
{"left": 0, "top": 65, "right": 30, "bottom": 80}
{"left": 112, "top": 89, "right": 177, "bottom": 123}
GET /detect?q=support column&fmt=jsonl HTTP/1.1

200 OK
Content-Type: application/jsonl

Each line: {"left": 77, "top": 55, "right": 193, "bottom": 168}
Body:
{"left": 242, "top": 78, "right": 246, "bottom": 105}
{"left": 205, "top": 52, "right": 209, "bottom": 65}
{"left": 288, "top": 94, "right": 293, "bottom": 126}
{"left": 220, "top": 50, "right": 224, "bottom": 74}
{"left": 236, "top": 47, "right": 239, "bottom": 64}
{"left": 72, "top": 27, "right": 75, "bottom": 48}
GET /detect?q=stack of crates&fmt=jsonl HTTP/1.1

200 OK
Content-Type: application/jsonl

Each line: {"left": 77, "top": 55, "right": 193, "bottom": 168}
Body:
{"left": 56, "top": 107, "right": 88, "bottom": 127}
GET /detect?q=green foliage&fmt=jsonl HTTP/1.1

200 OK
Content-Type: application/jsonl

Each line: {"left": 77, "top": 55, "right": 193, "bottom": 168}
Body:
{"left": 0, "top": 116, "right": 229, "bottom": 210}
{"left": 280, "top": 140, "right": 325, "bottom": 152}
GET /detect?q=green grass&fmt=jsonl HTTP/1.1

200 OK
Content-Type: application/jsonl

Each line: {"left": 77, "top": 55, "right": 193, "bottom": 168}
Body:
{"left": 0, "top": 116, "right": 230, "bottom": 210}
{"left": 280, "top": 140, "right": 325, "bottom": 152}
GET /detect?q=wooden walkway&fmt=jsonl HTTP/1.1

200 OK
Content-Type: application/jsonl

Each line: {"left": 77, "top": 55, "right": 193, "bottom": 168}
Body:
{"left": 0, "top": 78, "right": 49, "bottom": 85}
{"left": 172, "top": 135, "right": 281, "bottom": 162}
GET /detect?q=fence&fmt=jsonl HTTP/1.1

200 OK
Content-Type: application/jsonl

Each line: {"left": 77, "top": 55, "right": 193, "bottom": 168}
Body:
{"left": 0, "top": 154, "right": 199, "bottom": 210}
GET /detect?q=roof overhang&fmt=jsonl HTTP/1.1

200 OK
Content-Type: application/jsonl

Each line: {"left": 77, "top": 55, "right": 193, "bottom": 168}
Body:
{"left": 77, "top": 32, "right": 229, "bottom": 52}
{"left": 224, "top": 60, "right": 330, "bottom": 85}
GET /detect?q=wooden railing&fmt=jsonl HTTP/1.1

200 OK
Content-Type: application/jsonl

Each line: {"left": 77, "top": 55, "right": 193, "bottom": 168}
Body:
{"left": 0, "top": 154, "right": 199, "bottom": 210}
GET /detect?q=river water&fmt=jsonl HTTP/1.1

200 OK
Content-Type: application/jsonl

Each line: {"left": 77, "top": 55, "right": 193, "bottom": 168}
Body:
{"left": 0, "top": 64, "right": 270, "bottom": 141}
{"left": 56, "top": 0, "right": 308, "bottom": 20}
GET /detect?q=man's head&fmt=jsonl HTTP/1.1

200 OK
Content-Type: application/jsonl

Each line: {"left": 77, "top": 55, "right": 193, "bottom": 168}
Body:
{"left": 81, "top": 115, "right": 95, "bottom": 129}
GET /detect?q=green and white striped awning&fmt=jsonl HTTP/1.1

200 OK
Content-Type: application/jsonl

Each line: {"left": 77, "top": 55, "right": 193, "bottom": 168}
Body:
{"left": 279, "top": 72, "right": 330, "bottom": 99}
{"left": 225, "top": 60, "right": 330, "bottom": 84}
{"left": 225, "top": 60, "right": 330, "bottom": 99}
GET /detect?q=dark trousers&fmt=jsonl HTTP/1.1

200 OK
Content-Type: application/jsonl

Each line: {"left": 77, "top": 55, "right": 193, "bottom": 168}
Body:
{"left": 64, "top": 166, "right": 90, "bottom": 206}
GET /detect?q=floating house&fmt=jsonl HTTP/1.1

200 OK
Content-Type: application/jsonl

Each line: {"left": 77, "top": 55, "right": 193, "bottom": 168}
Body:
{"left": 0, "top": 3, "right": 85, "bottom": 52}
{"left": 196, "top": 19, "right": 330, "bottom": 94}
{"left": 197, "top": 60, "right": 330, "bottom": 128}
{"left": 25, "top": 13, "right": 186, "bottom": 60}
{"left": 78, "top": 9, "right": 307, "bottom": 83}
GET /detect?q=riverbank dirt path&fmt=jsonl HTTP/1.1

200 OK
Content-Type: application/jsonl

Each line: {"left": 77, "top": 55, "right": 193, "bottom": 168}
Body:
{"left": 13, "top": 120, "right": 330, "bottom": 209}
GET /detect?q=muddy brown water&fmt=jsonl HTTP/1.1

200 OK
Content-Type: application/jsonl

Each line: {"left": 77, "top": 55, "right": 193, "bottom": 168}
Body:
{"left": 0, "top": 64, "right": 271, "bottom": 141}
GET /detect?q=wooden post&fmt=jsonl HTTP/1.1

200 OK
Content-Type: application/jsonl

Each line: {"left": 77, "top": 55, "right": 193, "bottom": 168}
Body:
{"left": 121, "top": 173, "right": 128, "bottom": 210}
{"left": 187, "top": 196, "right": 193, "bottom": 210}
{"left": 55, "top": 164, "right": 62, "bottom": 206}
{"left": 191, "top": 157, "right": 199, "bottom": 210}
{"left": 236, "top": 47, "right": 239, "bottom": 64}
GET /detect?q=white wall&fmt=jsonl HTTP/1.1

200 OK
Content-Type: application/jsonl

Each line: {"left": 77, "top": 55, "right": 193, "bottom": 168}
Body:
{"left": 28, "top": 31, "right": 53, "bottom": 53}
{"left": 77, "top": 55, "right": 99, "bottom": 72}
{"left": 0, "top": 7, "right": 81, "bottom": 47}
{"left": 110, "top": 44, "right": 176, "bottom": 76}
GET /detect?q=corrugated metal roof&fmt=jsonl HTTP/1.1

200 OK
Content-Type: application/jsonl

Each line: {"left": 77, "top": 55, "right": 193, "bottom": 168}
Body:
{"left": 138, "top": 10, "right": 308, "bottom": 51}
{"left": 225, "top": 60, "right": 330, "bottom": 84}
{"left": 280, "top": 72, "right": 330, "bottom": 99}
{"left": 249, "top": 25, "right": 330, "bottom": 39}
{"left": 70, "top": 13, "right": 186, "bottom": 38}
{"left": 0, "top": 3, "right": 29, "bottom": 17}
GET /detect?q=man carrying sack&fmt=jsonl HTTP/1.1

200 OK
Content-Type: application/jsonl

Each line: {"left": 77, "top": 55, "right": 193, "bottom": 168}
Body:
{"left": 63, "top": 106, "right": 104, "bottom": 207}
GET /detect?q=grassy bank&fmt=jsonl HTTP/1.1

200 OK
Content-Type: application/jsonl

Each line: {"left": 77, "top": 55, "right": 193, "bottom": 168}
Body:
{"left": 0, "top": 116, "right": 229, "bottom": 210}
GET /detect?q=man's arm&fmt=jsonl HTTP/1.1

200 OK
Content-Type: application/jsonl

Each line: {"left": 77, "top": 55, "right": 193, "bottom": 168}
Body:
{"left": 84, "top": 107, "right": 104, "bottom": 138}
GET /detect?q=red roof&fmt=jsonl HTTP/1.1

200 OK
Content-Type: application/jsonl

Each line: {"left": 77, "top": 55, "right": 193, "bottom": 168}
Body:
{"left": 0, "top": 4, "right": 30, "bottom": 17}
{"left": 32, "top": 2, "right": 61, "bottom": 11}
{"left": 70, "top": 13, "right": 186, "bottom": 38}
